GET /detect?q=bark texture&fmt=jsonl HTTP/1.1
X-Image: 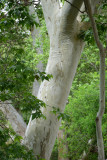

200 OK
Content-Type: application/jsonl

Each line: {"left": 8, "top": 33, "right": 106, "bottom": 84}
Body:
{"left": 24, "top": 1, "right": 84, "bottom": 159}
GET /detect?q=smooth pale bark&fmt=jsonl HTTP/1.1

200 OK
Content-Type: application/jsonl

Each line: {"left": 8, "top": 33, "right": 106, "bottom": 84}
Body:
{"left": 0, "top": 101, "right": 26, "bottom": 137}
{"left": 24, "top": 1, "right": 84, "bottom": 159}
{"left": 84, "top": 0, "right": 105, "bottom": 160}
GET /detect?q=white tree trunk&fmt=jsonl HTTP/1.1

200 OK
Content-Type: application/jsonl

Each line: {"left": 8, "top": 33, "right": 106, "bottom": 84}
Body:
{"left": 25, "top": 36, "right": 84, "bottom": 159}
{"left": 24, "top": 1, "right": 84, "bottom": 159}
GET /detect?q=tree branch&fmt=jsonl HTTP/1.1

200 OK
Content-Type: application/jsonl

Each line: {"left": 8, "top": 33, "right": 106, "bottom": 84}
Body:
{"left": 0, "top": 101, "right": 26, "bottom": 137}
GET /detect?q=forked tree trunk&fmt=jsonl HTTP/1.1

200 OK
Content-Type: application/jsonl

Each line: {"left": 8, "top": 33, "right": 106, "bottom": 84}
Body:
{"left": 24, "top": 1, "right": 84, "bottom": 159}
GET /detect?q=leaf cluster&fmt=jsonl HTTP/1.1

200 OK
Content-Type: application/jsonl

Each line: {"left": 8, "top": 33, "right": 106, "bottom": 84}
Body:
{"left": 0, "top": 1, "right": 52, "bottom": 123}
{"left": 0, "top": 35, "right": 51, "bottom": 122}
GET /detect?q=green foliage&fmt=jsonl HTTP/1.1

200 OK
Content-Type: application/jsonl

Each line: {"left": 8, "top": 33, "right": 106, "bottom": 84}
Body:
{"left": 0, "top": 34, "right": 50, "bottom": 122}
{"left": 0, "top": 111, "right": 36, "bottom": 160}
{"left": 51, "top": 107, "right": 70, "bottom": 121}
{"left": 0, "top": 0, "right": 38, "bottom": 30}
{"left": 0, "top": 1, "right": 51, "bottom": 123}
{"left": 73, "top": 45, "right": 100, "bottom": 89}
{"left": 65, "top": 83, "right": 99, "bottom": 159}
{"left": 62, "top": 77, "right": 107, "bottom": 160}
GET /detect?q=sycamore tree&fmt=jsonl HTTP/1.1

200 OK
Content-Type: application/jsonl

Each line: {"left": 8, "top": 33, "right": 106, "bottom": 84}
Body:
{"left": 0, "top": 0, "right": 106, "bottom": 160}
{"left": 24, "top": 0, "right": 106, "bottom": 160}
